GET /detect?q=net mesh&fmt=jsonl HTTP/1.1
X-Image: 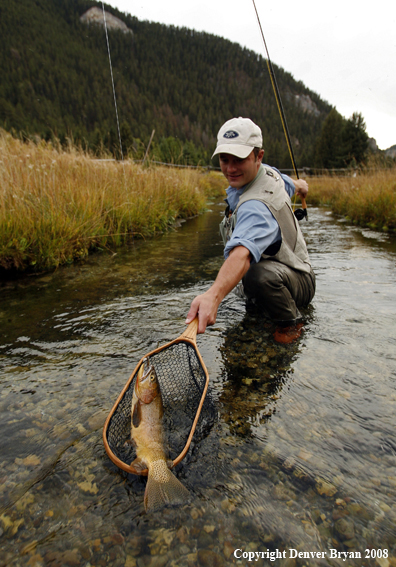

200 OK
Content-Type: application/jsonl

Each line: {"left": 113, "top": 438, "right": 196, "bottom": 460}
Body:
{"left": 105, "top": 341, "right": 215, "bottom": 470}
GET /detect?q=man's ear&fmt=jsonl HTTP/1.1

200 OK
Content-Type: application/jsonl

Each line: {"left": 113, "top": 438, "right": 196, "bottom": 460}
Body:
{"left": 257, "top": 149, "right": 265, "bottom": 163}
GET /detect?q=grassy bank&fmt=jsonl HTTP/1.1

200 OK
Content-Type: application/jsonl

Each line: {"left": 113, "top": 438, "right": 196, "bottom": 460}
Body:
{"left": 306, "top": 167, "right": 396, "bottom": 232}
{"left": 0, "top": 131, "right": 225, "bottom": 273}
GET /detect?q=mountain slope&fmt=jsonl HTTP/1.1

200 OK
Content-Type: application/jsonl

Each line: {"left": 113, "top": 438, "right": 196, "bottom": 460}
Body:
{"left": 0, "top": 0, "right": 332, "bottom": 166}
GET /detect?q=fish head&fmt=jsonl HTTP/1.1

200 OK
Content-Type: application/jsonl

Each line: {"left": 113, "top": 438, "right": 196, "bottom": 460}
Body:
{"left": 135, "top": 359, "right": 160, "bottom": 404}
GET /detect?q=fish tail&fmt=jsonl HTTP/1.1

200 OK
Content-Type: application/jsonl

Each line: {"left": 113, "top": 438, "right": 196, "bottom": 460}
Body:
{"left": 144, "top": 460, "right": 189, "bottom": 512}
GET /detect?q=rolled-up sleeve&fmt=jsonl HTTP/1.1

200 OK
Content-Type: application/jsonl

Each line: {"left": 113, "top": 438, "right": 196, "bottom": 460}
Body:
{"left": 224, "top": 200, "right": 281, "bottom": 264}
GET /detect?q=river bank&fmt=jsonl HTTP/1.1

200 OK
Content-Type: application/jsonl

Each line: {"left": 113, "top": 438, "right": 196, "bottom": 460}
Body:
{"left": 2, "top": 130, "right": 395, "bottom": 276}
{"left": 307, "top": 166, "right": 396, "bottom": 232}
{"left": 0, "top": 130, "right": 224, "bottom": 274}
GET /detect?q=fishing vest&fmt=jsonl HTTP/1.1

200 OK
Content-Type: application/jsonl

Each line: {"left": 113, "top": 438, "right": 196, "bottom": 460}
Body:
{"left": 219, "top": 164, "right": 311, "bottom": 273}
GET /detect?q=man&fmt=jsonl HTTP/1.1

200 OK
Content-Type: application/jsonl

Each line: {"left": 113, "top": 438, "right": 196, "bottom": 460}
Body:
{"left": 186, "top": 117, "right": 315, "bottom": 343}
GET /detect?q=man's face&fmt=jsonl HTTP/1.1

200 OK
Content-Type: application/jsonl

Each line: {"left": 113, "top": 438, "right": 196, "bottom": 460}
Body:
{"left": 219, "top": 150, "right": 264, "bottom": 189}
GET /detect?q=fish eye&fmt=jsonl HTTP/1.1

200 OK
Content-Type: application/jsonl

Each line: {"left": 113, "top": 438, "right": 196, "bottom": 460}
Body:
{"left": 150, "top": 374, "right": 155, "bottom": 382}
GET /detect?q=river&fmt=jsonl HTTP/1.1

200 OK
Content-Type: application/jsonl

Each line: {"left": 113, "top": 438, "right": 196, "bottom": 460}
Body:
{"left": 1, "top": 202, "right": 396, "bottom": 566}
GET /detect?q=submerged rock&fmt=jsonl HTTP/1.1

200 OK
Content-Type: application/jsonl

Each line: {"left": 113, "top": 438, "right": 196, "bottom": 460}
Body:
{"left": 334, "top": 517, "right": 355, "bottom": 541}
{"left": 315, "top": 478, "right": 337, "bottom": 497}
{"left": 197, "top": 549, "right": 225, "bottom": 567}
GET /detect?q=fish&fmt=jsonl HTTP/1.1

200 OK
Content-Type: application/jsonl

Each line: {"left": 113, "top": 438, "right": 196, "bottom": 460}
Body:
{"left": 130, "top": 358, "right": 189, "bottom": 512}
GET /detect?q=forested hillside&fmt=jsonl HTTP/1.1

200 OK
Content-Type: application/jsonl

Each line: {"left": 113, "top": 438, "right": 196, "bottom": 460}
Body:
{"left": 0, "top": 0, "right": 333, "bottom": 167}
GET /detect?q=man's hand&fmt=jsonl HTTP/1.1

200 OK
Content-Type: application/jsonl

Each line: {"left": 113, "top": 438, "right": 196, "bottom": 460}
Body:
{"left": 294, "top": 179, "right": 308, "bottom": 198}
{"left": 185, "top": 289, "right": 221, "bottom": 334}
{"left": 186, "top": 245, "right": 251, "bottom": 333}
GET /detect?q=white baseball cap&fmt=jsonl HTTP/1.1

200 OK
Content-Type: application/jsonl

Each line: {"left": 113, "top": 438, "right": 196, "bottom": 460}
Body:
{"left": 212, "top": 117, "right": 263, "bottom": 159}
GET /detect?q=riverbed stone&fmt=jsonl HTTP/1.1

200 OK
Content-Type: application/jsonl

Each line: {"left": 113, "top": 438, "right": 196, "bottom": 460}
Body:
{"left": 177, "top": 543, "right": 191, "bottom": 556}
{"left": 77, "top": 480, "right": 99, "bottom": 494}
{"left": 26, "top": 553, "right": 44, "bottom": 566}
{"left": 315, "top": 478, "right": 337, "bottom": 497}
{"left": 185, "top": 552, "right": 198, "bottom": 566}
{"left": 346, "top": 502, "right": 374, "bottom": 520}
{"left": 197, "top": 530, "right": 213, "bottom": 549}
{"left": 137, "top": 555, "right": 152, "bottom": 567}
{"left": 148, "top": 554, "right": 170, "bottom": 567}
{"left": 190, "top": 507, "right": 200, "bottom": 520}
{"left": 272, "top": 483, "right": 296, "bottom": 501}
{"left": 176, "top": 526, "right": 188, "bottom": 543}
{"left": 332, "top": 507, "right": 349, "bottom": 521}
{"left": 317, "top": 523, "right": 332, "bottom": 539}
{"left": 220, "top": 498, "right": 236, "bottom": 513}
{"left": 197, "top": 549, "right": 225, "bottom": 567}
{"left": 223, "top": 541, "right": 234, "bottom": 559}
{"left": 334, "top": 517, "right": 355, "bottom": 541}
{"left": 126, "top": 536, "right": 144, "bottom": 557}
{"left": 246, "top": 541, "right": 259, "bottom": 552}
{"left": 379, "top": 502, "right": 391, "bottom": 513}
{"left": 79, "top": 545, "right": 91, "bottom": 560}
{"left": 203, "top": 524, "right": 215, "bottom": 533}
{"left": 343, "top": 537, "right": 359, "bottom": 549}
{"left": 21, "top": 540, "right": 38, "bottom": 555}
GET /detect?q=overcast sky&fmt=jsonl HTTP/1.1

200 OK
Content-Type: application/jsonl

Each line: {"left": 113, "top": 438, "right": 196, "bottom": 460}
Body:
{"left": 105, "top": 0, "right": 396, "bottom": 150}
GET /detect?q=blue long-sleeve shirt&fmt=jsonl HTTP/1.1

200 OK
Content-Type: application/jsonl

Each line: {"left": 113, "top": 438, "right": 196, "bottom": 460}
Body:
{"left": 224, "top": 166, "right": 295, "bottom": 264}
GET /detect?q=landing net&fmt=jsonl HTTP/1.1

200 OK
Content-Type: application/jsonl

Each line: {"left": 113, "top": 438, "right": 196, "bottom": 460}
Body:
{"left": 104, "top": 340, "right": 215, "bottom": 473}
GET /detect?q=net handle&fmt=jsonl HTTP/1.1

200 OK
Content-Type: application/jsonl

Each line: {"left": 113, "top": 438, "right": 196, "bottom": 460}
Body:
{"left": 180, "top": 317, "right": 198, "bottom": 342}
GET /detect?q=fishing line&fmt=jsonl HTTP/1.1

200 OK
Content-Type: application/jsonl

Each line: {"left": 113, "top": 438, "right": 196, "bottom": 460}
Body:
{"left": 101, "top": 3, "right": 137, "bottom": 245}
{"left": 252, "top": 0, "right": 308, "bottom": 219}
{"left": 251, "top": 0, "right": 297, "bottom": 178}
{"left": 102, "top": 2, "right": 124, "bottom": 161}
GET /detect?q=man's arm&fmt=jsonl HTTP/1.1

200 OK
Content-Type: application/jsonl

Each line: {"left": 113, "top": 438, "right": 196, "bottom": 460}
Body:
{"left": 279, "top": 171, "right": 309, "bottom": 200}
{"left": 185, "top": 245, "right": 251, "bottom": 333}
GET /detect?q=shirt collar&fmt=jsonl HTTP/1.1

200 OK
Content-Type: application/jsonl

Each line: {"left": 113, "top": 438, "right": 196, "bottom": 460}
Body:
{"left": 225, "top": 165, "right": 264, "bottom": 209}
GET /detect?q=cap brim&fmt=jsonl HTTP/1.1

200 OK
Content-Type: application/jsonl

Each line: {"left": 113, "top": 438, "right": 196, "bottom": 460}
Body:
{"left": 212, "top": 144, "right": 254, "bottom": 160}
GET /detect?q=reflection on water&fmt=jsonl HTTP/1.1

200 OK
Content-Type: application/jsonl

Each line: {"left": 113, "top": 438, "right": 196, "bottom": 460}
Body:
{"left": 1, "top": 204, "right": 396, "bottom": 566}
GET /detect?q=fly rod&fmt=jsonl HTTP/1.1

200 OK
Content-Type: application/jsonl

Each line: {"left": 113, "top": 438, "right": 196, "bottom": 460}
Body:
{"left": 252, "top": 0, "right": 307, "bottom": 220}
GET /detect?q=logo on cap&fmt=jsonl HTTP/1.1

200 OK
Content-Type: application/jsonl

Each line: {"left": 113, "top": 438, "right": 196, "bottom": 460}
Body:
{"left": 223, "top": 130, "right": 239, "bottom": 139}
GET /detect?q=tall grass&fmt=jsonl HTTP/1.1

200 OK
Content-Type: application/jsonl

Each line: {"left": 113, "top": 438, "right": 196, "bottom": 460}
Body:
{"left": 306, "top": 167, "right": 396, "bottom": 232}
{"left": 0, "top": 131, "right": 225, "bottom": 272}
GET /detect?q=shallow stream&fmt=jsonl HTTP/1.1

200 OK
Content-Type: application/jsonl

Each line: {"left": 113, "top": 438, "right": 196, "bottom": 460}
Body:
{"left": 1, "top": 202, "right": 396, "bottom": 567}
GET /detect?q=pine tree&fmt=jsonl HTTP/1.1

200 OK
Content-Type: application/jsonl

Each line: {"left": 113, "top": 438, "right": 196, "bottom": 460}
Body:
{"left": 342, "top": 112, "right": 369, "bottom": 166}
{"left": 315, "top": 109, "right": 345, "bottom": 169}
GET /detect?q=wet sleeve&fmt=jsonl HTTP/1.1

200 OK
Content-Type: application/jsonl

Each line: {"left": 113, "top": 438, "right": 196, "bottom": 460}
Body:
{"left": 224, "top": 200, "right": 281, "bottom": 264}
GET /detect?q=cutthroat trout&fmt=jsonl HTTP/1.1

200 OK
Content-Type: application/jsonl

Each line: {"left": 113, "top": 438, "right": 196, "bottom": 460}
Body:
{"left": 130, "top": 358, "right": 189, "bottom": 512}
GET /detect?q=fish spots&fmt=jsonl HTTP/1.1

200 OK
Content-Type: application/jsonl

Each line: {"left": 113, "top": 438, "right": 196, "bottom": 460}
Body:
{"left": 151, "top": 459, "right": 171, "bottom": 483}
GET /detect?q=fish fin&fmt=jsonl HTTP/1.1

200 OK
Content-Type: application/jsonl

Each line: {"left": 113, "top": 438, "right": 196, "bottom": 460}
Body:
{"left": 130, "top": 457, "right": 147, "bottom": 474}
{"left": 132, "top": 400, "right": 142, "bottom": 428}
{"left": 144, "top": 460, "right": 189, "bottom": 513}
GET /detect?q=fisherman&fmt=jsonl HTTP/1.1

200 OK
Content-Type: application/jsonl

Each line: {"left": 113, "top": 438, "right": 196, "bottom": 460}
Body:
{"left": 185, "top": 117, "right": 315, "bottom": 343}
